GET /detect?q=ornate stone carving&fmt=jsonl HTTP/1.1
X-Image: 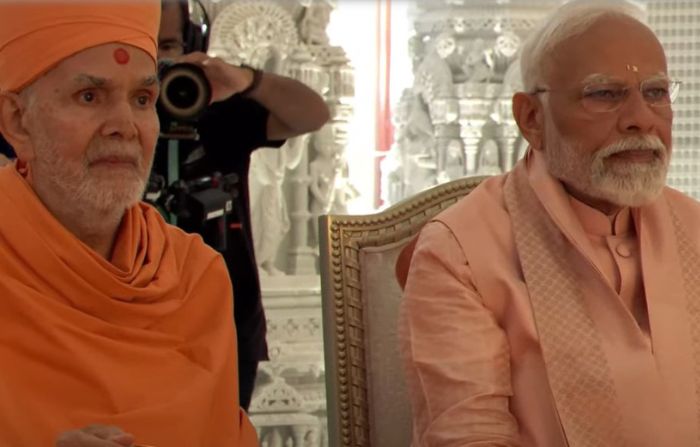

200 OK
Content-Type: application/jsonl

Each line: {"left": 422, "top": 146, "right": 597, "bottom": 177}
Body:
{"left": 249, "top": 137, "right": 306, "bottom": 276}
{"left": 251, "top": 275, "right": 327, "bottom": 447}
{"left": 298, "top": 0, "right": 334, "bottom": 46}
{"left": 266, "top": 315, "right": 323, "bottom": 341}
{"left": 286, "top": 0, "right": 355, "bottom": 275}
{"left": 308, "top": 122, "right": 343, "bottom": 247}
{"left": 251, "top": 376, "right": 306, "bottom": 413}
{"left": 208, "top": 1, "right": 299, "bottom": 69}
{"left": 208, "top": 0, "right": 354, "bottom": 277}
{"left": 382, "top": 0, "right": 559, "bottom": 205}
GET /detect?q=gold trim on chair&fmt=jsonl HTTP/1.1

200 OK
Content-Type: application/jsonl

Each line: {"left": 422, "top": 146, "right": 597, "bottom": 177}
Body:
{"left": 319, "top": 176, "right": 488, "bottom": 447}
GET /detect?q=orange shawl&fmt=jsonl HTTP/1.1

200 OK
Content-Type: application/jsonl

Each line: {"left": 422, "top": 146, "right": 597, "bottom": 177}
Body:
{"left": 0, "top": 165, "right": 258, "bottom": 446}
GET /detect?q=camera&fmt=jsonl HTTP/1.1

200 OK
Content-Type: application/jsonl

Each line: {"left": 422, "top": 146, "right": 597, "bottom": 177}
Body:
{"left": 147, "top": 61, "right": 232, "bottom": 251}
{"left": 157, "top": 59, "right": 212, "bottom": 140}
{"left": 164, "top": 174, "right": 234, "bottom": 252}
{"left": 146, "top": 169, "right": 237, "bottom": 252}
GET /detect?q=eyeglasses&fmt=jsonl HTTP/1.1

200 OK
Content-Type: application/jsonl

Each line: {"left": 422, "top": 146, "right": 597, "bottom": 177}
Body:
{"left": 531, "top": 77, "right": 682, "bottom": 113}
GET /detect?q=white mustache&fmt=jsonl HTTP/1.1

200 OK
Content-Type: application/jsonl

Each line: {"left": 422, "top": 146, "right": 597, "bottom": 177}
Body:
{"left": 86, "top": 142, "right": 142, "bottom": 167}
{"left": 597, "top": 135, "right": 667, "bottom": 159}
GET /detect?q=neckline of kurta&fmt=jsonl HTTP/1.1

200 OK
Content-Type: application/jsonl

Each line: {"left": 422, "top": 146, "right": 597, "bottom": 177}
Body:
{"left": 569, "top": 196, "right": 633, "bottom": 237}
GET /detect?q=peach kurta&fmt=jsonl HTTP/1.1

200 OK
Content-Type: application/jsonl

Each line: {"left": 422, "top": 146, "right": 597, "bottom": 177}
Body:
{"left": 399, "top": 149, "right": 700, "bottom": 446}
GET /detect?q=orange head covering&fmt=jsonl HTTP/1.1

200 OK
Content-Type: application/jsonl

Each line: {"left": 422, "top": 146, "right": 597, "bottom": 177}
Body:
{"left": 0, "top": 1, "right": 160, "bottom": 92}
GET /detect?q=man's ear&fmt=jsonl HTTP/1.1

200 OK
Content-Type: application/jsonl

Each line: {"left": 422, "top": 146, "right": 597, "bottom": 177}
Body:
{"left": 0, "top": 91, "right": 35, "bottom": 161}
{"left": 512, "top": 91, "right": 544, "bottom": 152}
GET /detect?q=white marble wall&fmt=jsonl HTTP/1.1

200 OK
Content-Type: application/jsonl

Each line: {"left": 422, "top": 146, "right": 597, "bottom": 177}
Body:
{"left": 647, "top": 0, "right": 700, "bottom": 199}
{"left": 249, "top": 275, "right": 327, "bottom": 447}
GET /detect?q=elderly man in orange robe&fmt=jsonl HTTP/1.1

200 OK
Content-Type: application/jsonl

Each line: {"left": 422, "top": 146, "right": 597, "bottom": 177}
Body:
{"left": 399, "top": 1, "right": 700, "bottom": 446}
{"left": 0, "top": 2, "right": 257, "bottom": 446}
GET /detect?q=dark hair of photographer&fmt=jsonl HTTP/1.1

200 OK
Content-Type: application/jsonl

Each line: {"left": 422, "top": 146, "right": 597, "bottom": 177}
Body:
{"left": 156, "top": 0, "right": 330, "bottom": 411}
{"left": 159, "top": 0, "right": 194, "bottom": 58}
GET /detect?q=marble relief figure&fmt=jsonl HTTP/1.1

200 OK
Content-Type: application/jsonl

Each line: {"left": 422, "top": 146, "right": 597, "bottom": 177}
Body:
{"left": 249, "top": 136, "right": 306, "bottom": 276}
{"left": 308, "top": 123, "right": 341, "bottom": 247}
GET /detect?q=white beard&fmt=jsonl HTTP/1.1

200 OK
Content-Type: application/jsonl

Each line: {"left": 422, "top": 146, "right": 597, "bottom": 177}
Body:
{"left": 544, "top": 126, "right": 670, "bottom": 208}
{"left": 30, "top": 132, "right": 150, "bottom": 217}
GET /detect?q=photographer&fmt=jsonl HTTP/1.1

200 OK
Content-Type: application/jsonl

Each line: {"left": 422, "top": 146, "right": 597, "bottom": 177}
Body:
{"left": 157, "top": 0, "right": 330, "bottom": 411}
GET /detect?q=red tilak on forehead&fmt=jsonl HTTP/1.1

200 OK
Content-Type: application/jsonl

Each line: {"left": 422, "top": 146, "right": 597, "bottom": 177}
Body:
{"left": 113, "top": 48, "right": 130, "bottom": 65}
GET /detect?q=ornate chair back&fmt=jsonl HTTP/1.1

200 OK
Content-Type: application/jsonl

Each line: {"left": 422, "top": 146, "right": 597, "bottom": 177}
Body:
{"left": 319, "top": 175, "right": 488, "bottom": 447}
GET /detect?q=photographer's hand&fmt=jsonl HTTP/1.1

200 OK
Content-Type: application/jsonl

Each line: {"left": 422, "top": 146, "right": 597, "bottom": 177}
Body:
{"left": 174, "top": 51, "right": 330, "bottom": 140}
{"left": 175, "top": 52, "right": 253, "bottom": 103}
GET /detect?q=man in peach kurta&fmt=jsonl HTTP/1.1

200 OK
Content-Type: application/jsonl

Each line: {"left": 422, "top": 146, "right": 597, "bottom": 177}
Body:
{"left": 399, "top": 1, "right": 700, "bottom": 446}
{"left": 0, "top": 2, "right": 257, "bottom": 446}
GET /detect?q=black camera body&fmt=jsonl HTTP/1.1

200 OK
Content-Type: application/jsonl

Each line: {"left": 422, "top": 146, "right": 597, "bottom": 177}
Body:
{"left": 164, "top": 175, "right": 234, "bottom": 252}
{"left": 146, "top": 168, "right": 236, "bottom": 252}
{"left": 147, "top": 61, "right": 235, "bottom": 251}
{"left": 157, "top": 60, "right": 212, "bottom": 140}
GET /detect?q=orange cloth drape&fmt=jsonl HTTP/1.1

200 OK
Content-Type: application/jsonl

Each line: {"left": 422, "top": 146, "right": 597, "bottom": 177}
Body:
{"left": 0, "top": 165, "right": 258, "bottom": 446}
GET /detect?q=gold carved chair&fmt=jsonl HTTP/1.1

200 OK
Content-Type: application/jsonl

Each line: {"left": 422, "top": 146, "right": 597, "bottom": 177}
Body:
{"left": 319, "top": 176, "right": 488, "bottom": 447}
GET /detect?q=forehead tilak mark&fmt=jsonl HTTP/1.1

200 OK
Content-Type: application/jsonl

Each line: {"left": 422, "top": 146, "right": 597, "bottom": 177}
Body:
{"left": 114, "top": 48, "right": 130, "bottom": 65}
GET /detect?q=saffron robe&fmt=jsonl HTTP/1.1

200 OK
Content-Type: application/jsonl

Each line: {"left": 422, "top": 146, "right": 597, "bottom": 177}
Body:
{"left": 400, "top": 149, "right": 700, "bottom": 446}
{"left": 0, "top": 165, "right": 258, "bottom": 446}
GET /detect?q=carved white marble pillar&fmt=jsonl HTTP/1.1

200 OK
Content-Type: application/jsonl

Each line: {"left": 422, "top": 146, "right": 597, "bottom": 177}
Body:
{"left": 302, "top": 38, "right": 354, "bottom": 272}
{"left": 285, "top": 47, "right": 324, "bottom": 276}
{"left": 382, "top": 0, "right": 561, "bottom": 204}
{"left": 248, "top": 275, "right": 326, "bottom": 447}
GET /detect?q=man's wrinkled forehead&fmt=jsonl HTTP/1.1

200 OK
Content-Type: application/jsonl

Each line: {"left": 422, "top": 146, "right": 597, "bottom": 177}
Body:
{"left": 69, "top": 72, "right": 159, "bottom": 90}
{"left": 27, "top": 43, "right": 159, "bottom": 101}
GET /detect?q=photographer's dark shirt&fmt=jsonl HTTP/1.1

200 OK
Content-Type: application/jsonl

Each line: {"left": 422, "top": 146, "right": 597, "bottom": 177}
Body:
{"left": 154, "top": 94, "right": 284, "bottom": 363}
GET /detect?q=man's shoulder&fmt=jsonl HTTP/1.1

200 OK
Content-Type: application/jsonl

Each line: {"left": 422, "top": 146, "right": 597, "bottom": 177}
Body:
{"left": 663, "top": 185, "right": 700, "bottom": 203}
{"left": 662, "top": 186, "right": 700, "bottom": 221}
{"left": 160, "top": 220, "right": 231, "bottom": 291}
{"left": 139, "top": 203, "right": 224, "bottom": 267}
{"left": 164, "top": 222, "right": 220, "bottom": 259}
{"left": 434, "top": 173, "right": 510, "bottom": 229}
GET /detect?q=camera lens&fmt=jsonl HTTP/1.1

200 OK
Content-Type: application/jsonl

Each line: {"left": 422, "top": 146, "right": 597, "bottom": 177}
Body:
{"left": 158, "top": 62, "right": 212, "bottom": 122}
{"left": 166, "top": 76, "right": 200, "bottom": 109}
